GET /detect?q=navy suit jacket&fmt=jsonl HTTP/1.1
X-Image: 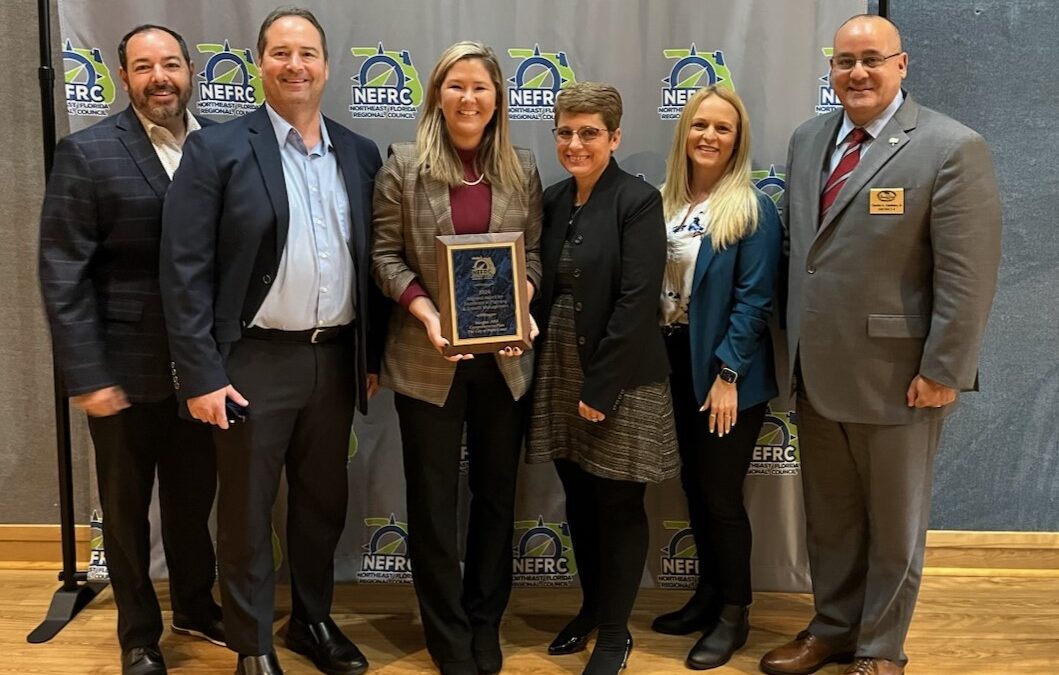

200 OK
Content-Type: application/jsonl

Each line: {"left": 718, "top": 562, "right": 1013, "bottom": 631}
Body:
{"left": 39, "top": 105, "right": 213, "bottom": 402}
{"left": 686, "top": 190, "right": 781, "bottom": 410}
{"left": 159, "top": 106, "right": 384, "bottom": 412}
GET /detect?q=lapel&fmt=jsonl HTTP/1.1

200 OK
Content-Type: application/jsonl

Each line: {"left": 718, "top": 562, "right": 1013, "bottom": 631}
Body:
{"left": 489, "top": 179, "right": 513, "bottom": 233}
{"left": 816, "top": 95, "right": 919, "bottom": 239}
{"left": 115, "top": 105, "right": 170, "bottom": 199}
{"left": 325, "top": 116, "right": 367, "bottom": 263}
{"left": 247, "top": 107, "right": 290, "bottom": 267}
{"left": 423, "top": 168, "right": 455, "bottom": 236}
{"left": 691, "top": 233, "right": 718, "bottom": 295}
{"left": 805, "top": 111, "right": 844, "bottom": 228}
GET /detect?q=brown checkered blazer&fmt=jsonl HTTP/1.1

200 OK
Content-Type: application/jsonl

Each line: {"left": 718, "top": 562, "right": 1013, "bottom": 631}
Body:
{"left": 372, "top": 142, "right": 543, "bottom": 406}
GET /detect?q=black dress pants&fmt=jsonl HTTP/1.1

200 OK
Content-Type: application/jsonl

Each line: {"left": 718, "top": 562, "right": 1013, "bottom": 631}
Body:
{"left": 394, "top": 358, "right": 526, "bottom": 669}
{"left": 87, "top": 396, "right": 218, "bottom": 650}
{"left": 665, "top": 327, "right": 767, "bottom": 606}
{"left": 554, "top": 459, "right": 648, "bottom": 632}
{"left": 213, "top": 337, "right": 357, "bottom": 655}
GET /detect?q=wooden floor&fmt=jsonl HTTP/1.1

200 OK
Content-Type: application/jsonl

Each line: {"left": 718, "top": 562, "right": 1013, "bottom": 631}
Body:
{"left": 1, "top": 568, "right": 1057, "bottom": 674}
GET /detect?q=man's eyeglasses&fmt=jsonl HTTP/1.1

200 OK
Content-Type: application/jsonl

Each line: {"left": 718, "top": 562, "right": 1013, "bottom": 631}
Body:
{"left": 830, "top": 52, "right": 902, "bottom": 70}
{"left": 552, "top": 126, "right": 608, "bottom": 144}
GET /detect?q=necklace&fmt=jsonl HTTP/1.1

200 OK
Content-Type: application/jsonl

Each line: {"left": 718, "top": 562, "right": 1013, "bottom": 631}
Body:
{"left": 461, "top": 172, "right": 485, "bottom": 186}
{"left": 568, "top": 203, "right": 585, "bottom": 226}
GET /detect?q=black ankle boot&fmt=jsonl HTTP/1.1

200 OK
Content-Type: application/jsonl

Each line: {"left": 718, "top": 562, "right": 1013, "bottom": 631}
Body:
{"left": 651, "top": 588, "right": 720, "bottom": 635}
{"left": 581, "top": 628, "right": 632, "bottom": 675}
{"left": 685, "top": 604, "right": 749, "bottom": 670}
{"left": 548, "top": 611, "right": 598, "bottom": 656}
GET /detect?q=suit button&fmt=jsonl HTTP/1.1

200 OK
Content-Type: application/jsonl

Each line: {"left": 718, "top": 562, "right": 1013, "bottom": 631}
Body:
{"left": 577, "top": 336, "right": 586, "bottom": 345}
{"left": 572, "top": 268, "right": 582, "bottom": 278}
{"left": 807, "top": 266, "right": 816, "bottom": 275}
{"left": 262, "top": 274, "right": 272, "bottom": 284}
{"left": 574, "top": 301, "right": 583, "bottom": 311}
{"left": 573, "top": 235, "right": 584, "bottom": 244}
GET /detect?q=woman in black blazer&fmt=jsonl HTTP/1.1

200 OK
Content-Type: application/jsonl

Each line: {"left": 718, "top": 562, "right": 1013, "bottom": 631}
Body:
{"left": 526, "top": 82, "right": 678, "bottom": 675}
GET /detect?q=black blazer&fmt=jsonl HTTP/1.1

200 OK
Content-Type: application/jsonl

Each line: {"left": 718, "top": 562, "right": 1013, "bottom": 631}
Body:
{"left": 534, "top": 159, "right": 669, "bottom": 412}
{"left": 159, "top": 106, "right": 384, "bottom": 411}
{"left": 39, "top": 105, "right": 214, "bottom": 402}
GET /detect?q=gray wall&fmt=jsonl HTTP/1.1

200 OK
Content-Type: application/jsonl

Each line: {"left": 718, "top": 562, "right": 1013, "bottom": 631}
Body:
{"left": 885, "top": 0, "right": 1059, "bottom": 530}
{"left": 0, "top": 0, "right": 1055, "bottom": 531}
{"left": 0, "top": 0, "right": 95, "bottom": 525}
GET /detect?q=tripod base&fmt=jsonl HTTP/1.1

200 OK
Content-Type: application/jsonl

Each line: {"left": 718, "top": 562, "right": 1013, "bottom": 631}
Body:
{"left": 26, "top": 580, "right": 108, "bottom": 643}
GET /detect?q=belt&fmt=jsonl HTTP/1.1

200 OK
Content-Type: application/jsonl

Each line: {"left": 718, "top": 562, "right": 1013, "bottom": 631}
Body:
{"left": 243, "top": 324, "right": 352, "bottom": 344}
{"left": 662, "top": 323, "right": 688, "bottom": 336}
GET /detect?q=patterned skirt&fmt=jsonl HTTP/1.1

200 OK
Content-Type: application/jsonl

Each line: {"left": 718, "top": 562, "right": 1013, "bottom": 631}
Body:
{"left": 526, "top": 292, "right": 679, "bottom": 483}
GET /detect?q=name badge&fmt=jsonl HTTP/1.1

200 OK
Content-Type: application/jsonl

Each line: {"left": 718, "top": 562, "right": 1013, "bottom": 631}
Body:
{"left": 869, "top": 188, "right": 904, "bottom": 214}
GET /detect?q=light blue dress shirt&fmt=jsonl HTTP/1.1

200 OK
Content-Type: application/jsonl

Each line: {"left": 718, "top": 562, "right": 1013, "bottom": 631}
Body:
{"left": 252, "top": 104, "right": 355, "bottom": 330}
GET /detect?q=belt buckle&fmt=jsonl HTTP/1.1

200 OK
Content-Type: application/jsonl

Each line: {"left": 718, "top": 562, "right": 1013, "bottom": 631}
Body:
{"left": 310, "top": 327, "right": 325, "bottom": 344}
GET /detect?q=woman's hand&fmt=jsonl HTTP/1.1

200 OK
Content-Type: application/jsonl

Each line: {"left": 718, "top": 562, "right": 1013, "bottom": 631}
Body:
{"left": 408, "top": 296, "right": 474, "bottom": 362}
{"left": 498, "top": 313, "right": 539, "bottom": 358}
{"left": 701, "top": 375, "right": 738, "bottom": 437}
{"left": 579, "top": 400, "right": 606, "bottom": 423}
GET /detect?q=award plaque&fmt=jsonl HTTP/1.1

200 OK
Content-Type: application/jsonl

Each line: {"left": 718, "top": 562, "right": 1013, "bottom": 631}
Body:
{"left": 435, "top": 232, "right": 531, "bottom": 355}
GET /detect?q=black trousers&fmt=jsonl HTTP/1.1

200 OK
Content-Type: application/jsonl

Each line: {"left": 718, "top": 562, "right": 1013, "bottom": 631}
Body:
{"left": 394, "top": 358, "right": 526, "bottom": 668}
{"left": 664, "top": 327, "right": 767, "bottom": 606}
{"left": 213, "top": 337, "right": 357, "bottom": 655}
{"left": 87, "top": 396, "right": 218, "bottom": 650}
{"left": 554, "top": 459, "right": 648, "bottom": 632}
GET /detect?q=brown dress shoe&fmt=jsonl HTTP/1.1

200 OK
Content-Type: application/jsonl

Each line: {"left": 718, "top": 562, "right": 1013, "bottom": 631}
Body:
{"left": 759, "top": 631, "right": 855, "bottom": 675}
{"left": 844, "top": 657, "right": 904, "bottom": 674}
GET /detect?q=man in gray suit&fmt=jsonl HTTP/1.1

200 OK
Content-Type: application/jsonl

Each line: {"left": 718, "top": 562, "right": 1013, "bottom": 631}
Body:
{"left": 760, "top": 15, "right": 1001, "bottom": 675}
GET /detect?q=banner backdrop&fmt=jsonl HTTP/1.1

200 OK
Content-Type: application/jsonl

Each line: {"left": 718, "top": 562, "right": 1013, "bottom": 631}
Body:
{"left": 59, "top": 0, "right": 865, "bottom": 592}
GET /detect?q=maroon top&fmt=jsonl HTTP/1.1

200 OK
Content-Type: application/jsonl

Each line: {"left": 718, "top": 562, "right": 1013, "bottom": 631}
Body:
{"left": 399, "top": 147, "right": 493, "bottom": 308}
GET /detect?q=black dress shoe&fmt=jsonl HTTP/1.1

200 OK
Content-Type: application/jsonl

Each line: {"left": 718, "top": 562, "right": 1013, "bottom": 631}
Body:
{"left": 651, "top": 590, "right": 720, "bottom": 635}
{"left": 172, "top": 612, "right": 226, "bottom": 647}
{"left": 121, "top": 645, "right": 167, "bottom": 675}
{"left": 686, "top": 604, "right": 750, "bottom": 670}
{"left": 547, "top": 614, "right": 598, "bottom": 656}
{"left": 236, "top": 650, "right": 284, "bottom": 675}
{"left": 581, "top": 629, "right": 632, "bottom": 675}
{"left": 285, "top": 616, "right": 369, "bottom": 675}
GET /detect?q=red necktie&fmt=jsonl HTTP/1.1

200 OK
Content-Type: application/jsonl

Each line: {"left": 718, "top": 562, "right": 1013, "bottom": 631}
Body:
{"left": 819, "top": 127, "right": 868, "bottom": 224}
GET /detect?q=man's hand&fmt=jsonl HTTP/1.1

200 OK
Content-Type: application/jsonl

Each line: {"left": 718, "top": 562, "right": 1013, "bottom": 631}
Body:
{"left": 906, "top": 374, "right": 957, "bottom": 409}
{"left": 366, "top": 373, "right": 380, "bottom": 400}
{"left": 71, "top": 386, "right": 130, "bottom": 417}
{"left": 408, "top": 296, "right": 474, "bottom": 362}
{"left": 701, "top": 376, "right": 738, "bottom": 437}
{"left": 187, "top": 384, "right": 249, "bottom": 430}
{"left": 578, "top": 400, "right": 606, "bottom": 423}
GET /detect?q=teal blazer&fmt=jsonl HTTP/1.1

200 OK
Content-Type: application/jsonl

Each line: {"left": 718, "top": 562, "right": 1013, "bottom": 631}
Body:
{"left": 687, "top": 190, "right": 781, "bottom": 409}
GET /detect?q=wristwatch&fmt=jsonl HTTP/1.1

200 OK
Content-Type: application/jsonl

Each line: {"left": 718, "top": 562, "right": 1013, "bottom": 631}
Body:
{"left": 719, "top": 366, "right": 739, "bottom": 384}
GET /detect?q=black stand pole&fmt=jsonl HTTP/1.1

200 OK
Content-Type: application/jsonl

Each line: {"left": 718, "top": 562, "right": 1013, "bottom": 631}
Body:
{"left": 27, "top": 0, "right": 107, "bottom": 644}
{"left": 878, "top": 0, "right": 889, "bottom": 18}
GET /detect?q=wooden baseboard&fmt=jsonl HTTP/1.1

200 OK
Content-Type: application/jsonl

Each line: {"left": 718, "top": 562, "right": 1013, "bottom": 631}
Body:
{"left": 0, "top": 525, "right": 91, "bottom": 567}
{"left": 924, "top": 530, "right": 1059, "bottom": 576}
{"left": 0, "top": 525, "right": 1055, "bottom": 576}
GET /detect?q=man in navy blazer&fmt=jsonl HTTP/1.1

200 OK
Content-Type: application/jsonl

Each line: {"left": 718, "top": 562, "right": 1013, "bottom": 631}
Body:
{"left": 39, "top": 25, "right": 223, "bottom": 675}
{"left": 159, "top": 8, "right": 382, "bottom": 675}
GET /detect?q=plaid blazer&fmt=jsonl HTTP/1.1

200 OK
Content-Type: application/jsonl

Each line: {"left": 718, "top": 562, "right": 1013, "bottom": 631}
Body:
{"left": 372, "top": 142, "right": 543, "bottom": 406}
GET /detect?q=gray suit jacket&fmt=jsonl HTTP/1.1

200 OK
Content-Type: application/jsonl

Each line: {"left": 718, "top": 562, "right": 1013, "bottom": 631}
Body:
{"left": 784, "top": 94, "right": 1001, "bottom": 425}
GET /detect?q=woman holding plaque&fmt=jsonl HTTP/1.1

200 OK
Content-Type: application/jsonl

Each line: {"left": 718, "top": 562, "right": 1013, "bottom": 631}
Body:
{"left": 526, "top": 82, "right": 678, "bottom": 675}
{"left": 651, "top": 85, "right": 781, "bottom": 670}
{"left": 371, "top": 41, "right": 542, "bottom": 675}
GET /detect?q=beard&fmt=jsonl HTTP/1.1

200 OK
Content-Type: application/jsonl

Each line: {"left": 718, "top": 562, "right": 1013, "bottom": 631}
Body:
{"left": 134, "top": 82, "right": 191, "bottom": 126}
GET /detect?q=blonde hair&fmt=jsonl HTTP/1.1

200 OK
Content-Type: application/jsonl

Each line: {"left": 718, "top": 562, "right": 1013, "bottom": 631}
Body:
{"left": 416, "top": 41, "right": 524, "bottom": 191}
{"left": 661, "top": 85, "right": 759, "bottom": 251}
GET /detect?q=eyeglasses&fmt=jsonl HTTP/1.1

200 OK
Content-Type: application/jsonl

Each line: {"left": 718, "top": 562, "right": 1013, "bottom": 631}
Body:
{"left": 830, "top": 52, "right": 903, "bottom": 70}
{"left": 552, "top": 126, "right": 608, "bottom": 143}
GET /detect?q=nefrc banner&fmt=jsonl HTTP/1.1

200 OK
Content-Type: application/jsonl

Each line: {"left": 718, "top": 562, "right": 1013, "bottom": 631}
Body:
{"left": 58, "top": 0, "right": 865, "bottom": 591}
